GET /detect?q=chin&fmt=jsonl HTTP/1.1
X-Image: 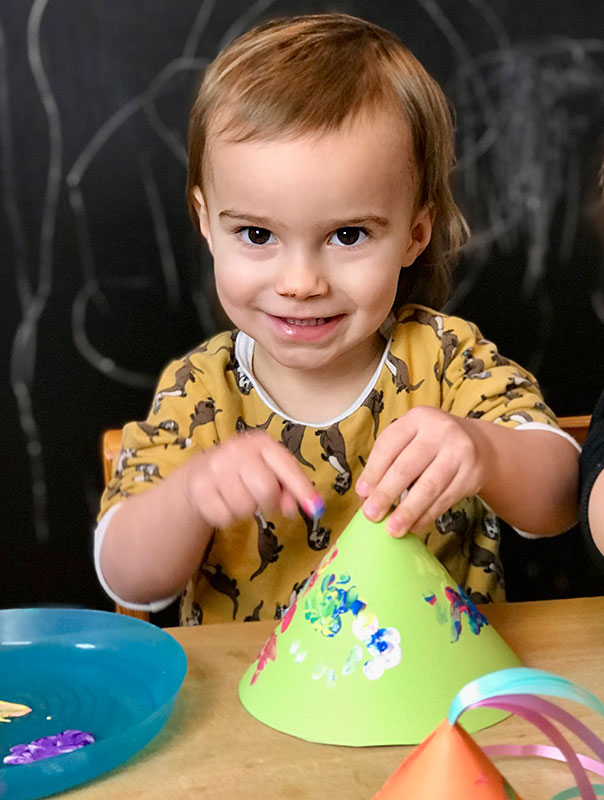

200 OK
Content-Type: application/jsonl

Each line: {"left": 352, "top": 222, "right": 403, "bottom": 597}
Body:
{"left": 270, "top": 349, "right": 334, "bottom": 371}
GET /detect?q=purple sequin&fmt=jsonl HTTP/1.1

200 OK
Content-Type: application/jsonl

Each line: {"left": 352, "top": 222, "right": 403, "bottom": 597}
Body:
{"left": 3, "top": 729, "right": 95, "bottom": 765}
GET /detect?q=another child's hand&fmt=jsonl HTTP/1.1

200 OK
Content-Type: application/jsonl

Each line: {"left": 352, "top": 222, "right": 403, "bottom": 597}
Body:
{"left": 355, "top": 407, "right": 487, "bottom": 536}
{"left": 181, "top": 430, "right": 324, "bottom": 529}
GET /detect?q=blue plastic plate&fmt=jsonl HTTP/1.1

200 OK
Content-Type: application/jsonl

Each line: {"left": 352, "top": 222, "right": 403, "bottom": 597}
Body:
{"left": 0, "top": 608, "right": 187, "bottom": 800}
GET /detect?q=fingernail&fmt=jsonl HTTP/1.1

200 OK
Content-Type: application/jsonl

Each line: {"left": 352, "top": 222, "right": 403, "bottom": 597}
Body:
{"left": 302, "top": 493, "right": 325, "bottom": 520}
{"left": 363, "top": 501, "right": 380, "bottom": 521}
{"left": 386, "top": 519, "right": 405, "bottom": 537}
{"left": 356, "top": 480, "right": 369, "bottom": 496}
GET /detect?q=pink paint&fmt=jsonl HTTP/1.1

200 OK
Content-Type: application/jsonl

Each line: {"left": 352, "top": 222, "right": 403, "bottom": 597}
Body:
{"left": 302, "top": 493, "right": 325, "bottom": 520}
{"left": 251, "top": 633, "right": 277, "bottom": 686}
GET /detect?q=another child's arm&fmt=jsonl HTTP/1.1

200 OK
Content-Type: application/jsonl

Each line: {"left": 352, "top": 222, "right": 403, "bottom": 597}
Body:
{"left": 100, "top": 431, "right": 321, "bottom": 605}
{"left": 356, "top": 407, "right": 578, "bottom": 537}
{"left": 580, "top": 390, "right": 604, "bottom": 555}
{"left": 588, "top": 471, "right": 604, "bottom": 553}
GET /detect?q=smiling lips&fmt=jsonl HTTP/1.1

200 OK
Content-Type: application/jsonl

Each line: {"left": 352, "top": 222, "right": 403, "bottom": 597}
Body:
{"left": 283, "top": 317, "right": 328, "bottom": 327}
{"left": 268, "top": 313, "right": 343, "bottom": 341}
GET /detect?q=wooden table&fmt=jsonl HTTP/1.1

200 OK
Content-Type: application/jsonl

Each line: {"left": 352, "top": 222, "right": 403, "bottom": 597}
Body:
{"left": 66, "top": 596, "right": 604, "bottom": 799}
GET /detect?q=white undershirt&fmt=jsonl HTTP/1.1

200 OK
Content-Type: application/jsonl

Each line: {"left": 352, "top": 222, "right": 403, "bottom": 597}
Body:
{"left": 235, "top": 330, "right": 393, "bottom": 427}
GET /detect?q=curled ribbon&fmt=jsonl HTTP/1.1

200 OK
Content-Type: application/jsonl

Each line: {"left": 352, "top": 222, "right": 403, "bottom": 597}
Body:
{"left": 448, "top": 668, "right": 604, "bottom": 800}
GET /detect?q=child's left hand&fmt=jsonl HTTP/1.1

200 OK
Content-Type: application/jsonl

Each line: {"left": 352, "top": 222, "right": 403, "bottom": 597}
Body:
{"left": 355, "top": 406, "right": 487, "bottom": 536}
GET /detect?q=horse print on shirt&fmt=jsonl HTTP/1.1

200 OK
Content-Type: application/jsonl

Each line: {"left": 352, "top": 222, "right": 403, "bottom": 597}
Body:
{"left": 133, "top": 463, "right": 162, "bottom": 482}
{"left": 250, "top": 512, "right": 283, "bottom": 581}
{"left": 115, "top": 448, "right": 136, "bottom": 478}
{"left": 200, "top": 563, "right": 240, "bottom": 620}
{"left": 401, "top": 308, "right": 459, "bottom": 387}
{"left": 212, "top": 343, "right": 254, "bottom": 396}
{"left": 482, "top": 514, "right": 500, "bottom": 540}
{"left": 433, "top": 327, "right": 459, "bottom": 386}
{"left": 152, "top": 355, "right": 204, "bottom": 414}
{"left": 469, "top": 542, "right": 504, "bottom": 587}
{"left": 187, "top": 398, "right": 221, "bottom": 444}
{"left": 236, "top": 412, "right": 276, "bottom": 433}
{"left": 184, "top": 600, "right": 203, "bottom": 626}
{"left": 361, "top": 389, "right": 384, "bottom": 439}
{"left": 244, "top": 600, "right": 264, "bottom": 622}
{"left": 385, "top": 352, "right": 424, "bottom": 393}
{"left": 315, "top": 423, "right": 352, "bottom": 494}
{"left": 281, "top": 421, "right": 315, "bottom": 469}
{"left": 436, "top": 507, "right": 469, "bottom": 535}
{"left": 494, "top": 410, "right": 534, "bottom": 425}
{"left": 462, "top": 348, "right": 492, "bottom": 380}
{"left": 299, "top": 506, "right": 331, "bottom": 551}
{"left": 137, "top": 419, "right": 179, "bottom": 442}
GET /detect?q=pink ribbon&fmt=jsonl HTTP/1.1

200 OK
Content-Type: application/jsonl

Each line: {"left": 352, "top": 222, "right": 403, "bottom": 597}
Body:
{"left": 464, "top": 694, "right": 604, "bottom": 799}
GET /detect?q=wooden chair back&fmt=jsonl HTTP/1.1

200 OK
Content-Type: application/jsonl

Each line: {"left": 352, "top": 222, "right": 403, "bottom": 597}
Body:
{"left": 558, "top": 415, "right": 591, "bottom": 446}
{"left": 101, "top": 429, "right": 149, "bottom": 622}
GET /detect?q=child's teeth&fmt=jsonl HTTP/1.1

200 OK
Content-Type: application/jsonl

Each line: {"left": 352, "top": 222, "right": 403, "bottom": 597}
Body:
{"left": 285, "top": 318, "right": 325, "bottom": 326}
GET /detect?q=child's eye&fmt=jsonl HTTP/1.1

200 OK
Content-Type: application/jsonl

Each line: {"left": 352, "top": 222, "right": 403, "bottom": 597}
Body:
{"left": 330, "top": 227, "right": 369, "bottom": 247}
{"left": 238, "top": 227, "right": 275, "bottom": 246}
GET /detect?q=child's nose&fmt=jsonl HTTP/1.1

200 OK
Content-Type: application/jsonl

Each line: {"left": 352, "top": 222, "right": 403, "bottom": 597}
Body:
{"left": 275, "top": 256, "right": 328, "bottom": 299}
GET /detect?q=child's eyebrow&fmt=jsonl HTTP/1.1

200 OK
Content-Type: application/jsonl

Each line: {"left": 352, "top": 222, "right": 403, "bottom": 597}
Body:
{"left": 219, "top": 209, "right": 272, "bottom": 226}
{"left": 322, "top": 215, "right": 390, "bottom": 229}
{"left": 218, "top": 209, "right": 389, "bottom": 229}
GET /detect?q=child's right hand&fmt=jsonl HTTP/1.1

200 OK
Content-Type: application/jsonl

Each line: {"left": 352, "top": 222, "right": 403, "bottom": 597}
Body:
{"left": 180, "top": 430, "right": 324, "bottom": 529}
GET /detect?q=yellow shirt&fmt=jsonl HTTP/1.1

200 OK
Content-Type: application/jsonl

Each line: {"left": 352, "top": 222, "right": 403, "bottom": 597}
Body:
{"left": 99, "top": 304, "right": 559, "bottom": 624}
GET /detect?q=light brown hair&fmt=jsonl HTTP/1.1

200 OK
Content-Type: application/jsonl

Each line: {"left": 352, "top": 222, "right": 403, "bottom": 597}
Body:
{"left": 187, "top": 13, "right": 469, "bottom": 310}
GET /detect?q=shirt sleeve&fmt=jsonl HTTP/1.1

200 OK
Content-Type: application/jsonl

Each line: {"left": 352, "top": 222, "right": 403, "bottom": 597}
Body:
{"left": 439, "top": 318, "right": 559, "bottom": 429}
{"left": 94, "top": 503, "right": 178, "bottom": 612}
{"left": 98, "top": 354, "right": 219, "bottom": 522}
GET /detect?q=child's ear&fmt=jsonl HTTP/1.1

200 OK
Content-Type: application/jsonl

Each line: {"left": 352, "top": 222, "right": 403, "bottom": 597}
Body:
{"left": 192, "top": 186, "right": 213, "bottom": 253}
{"left": 402, "top": 204, "right": 433, "bottom": 266}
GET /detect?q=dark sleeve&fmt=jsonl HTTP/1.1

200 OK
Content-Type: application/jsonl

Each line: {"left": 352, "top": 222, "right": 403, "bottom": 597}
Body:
{"left": 580, "top": 389, "right": 604, "bottom": 537}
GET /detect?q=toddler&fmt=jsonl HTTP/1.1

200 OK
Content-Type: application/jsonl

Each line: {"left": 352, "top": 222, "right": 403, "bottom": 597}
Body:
{"left": 97, "top": 13, "right": 579, "bottom": 625}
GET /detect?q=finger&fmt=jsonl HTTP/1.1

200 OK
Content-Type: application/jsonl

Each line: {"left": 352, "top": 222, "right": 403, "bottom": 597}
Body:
{"left": 362, "top": 444, "right": 434, "bottom": 522}
{"left": 408, "top": 474, "right": 473, "bottom": 534}
{"left": 198, "top": 484, "right": 237, "bottom": 529}
{"left": 279, "top": 489, "right": 298, "bottom": 519}
{"left": 356, "top": 421, "right": 416, "bottom": 497}
{"left": 241, "top": 457, "right": 292, "bottom": 517}
{"left": 261, "top": 440, "right": 325, "bottom": 519}
{"left": 220, "top": 471, "right": 262, "bottom": 518}
{"left": 385, "top": 458, "right": 458, "bottom": 536}
{"left": 195, "top": 443, "right": 272, "bottom": 525}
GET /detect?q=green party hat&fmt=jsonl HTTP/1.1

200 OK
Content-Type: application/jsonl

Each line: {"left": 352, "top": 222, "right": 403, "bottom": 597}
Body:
{"left": 239, "top": 508, "right": 521, "bottom": 745}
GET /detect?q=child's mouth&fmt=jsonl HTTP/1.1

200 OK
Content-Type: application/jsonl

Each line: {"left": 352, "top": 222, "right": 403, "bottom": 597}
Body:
{"left": 268, "top": 313, "right": 343, "bottom": 341}
{"left": 282, "top": 317, "right": 328, "bottom": 327}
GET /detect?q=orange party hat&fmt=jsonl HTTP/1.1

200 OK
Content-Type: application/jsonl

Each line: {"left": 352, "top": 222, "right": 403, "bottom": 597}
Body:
{"left": 373, "top": 719, "right": 521, "bottom": 799}
{"left": 372, "top": 666, "right": 604, "bottom": 798}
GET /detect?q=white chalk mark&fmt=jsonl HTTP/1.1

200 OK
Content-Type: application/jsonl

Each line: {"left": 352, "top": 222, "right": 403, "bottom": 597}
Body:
{"left": 67, "top": 57, "right": 206, "bottom": 385}
{"left": 139, "top": 151, "right": 180, "bottom": 308}
{"left": 218, "top": 0, "right": 281, "bottom": 50}
{"left": 8, "top": 0, "right": 63, "bottom": 543}
{"left": 0, "top": 21, "right": 31, "bottom": 310}
{"left": 142, "top": 58, "right": 209, "bottom": 165}
{"left": 72, "top": 280, "right": 156, "bottom": 389}
{"left": 183, "top": 0, "right": 220, "bottom": 58}
{"left": 449, "top": 37, "right": 604, "bottom": 327}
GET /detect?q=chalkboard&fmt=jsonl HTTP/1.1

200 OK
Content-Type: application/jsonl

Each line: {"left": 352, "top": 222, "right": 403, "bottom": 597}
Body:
{"left": 1, "top": 0, "right": 603, "bottom": 613}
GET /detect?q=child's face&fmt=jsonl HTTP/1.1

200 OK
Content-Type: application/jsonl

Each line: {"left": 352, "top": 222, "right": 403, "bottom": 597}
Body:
{"left": 194, "top": 109, "right": 432, "bottom": 381}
